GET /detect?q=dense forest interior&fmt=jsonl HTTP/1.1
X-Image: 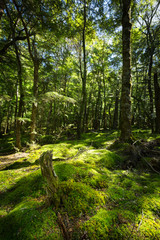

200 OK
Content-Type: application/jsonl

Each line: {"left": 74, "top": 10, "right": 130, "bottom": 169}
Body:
{"left": 0, "top": 0, "right": 160, "bottom": 239}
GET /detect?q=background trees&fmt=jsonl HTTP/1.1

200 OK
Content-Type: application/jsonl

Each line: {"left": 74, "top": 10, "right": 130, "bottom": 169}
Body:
{"left": 0, "top": 0, "right": 159, "bottom": 147}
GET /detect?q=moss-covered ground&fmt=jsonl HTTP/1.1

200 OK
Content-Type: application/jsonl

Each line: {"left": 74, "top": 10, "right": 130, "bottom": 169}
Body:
{"left": 0, "top": 130, "right": 160, "bottom": 239}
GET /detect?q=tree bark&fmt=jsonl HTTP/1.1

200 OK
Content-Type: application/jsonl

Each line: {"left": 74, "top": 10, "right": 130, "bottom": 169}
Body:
{"left": 120, "top": 0, "right": 132, "bottom": 142}
{"left": 154, "top": 72, "right": 160, "bottom": 133}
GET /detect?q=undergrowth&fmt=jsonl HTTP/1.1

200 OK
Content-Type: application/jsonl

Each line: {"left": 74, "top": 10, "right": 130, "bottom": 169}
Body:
{"left": 0, "top": 130, "right": 160, "bottom": 239}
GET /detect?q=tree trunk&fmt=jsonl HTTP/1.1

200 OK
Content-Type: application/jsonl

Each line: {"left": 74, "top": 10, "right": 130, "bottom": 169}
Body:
{"left": 30, "top": 52, "right": 39, "bottom": 142}
{"left": 14, "top": 80, "right": 18, "bottom": 128}
{"left": 5, "top": 104, "right": 10, "bottom": 134}
{"left": 102, "top": 63, "right": 107, "bottom": 130}
{"left": 77, "top": 0, "right": 87, "bottom": 138}
{"left": 120, "top": 0, "right": 132, "bottom": 142}
{"left": 94, "top": 80, "right": 101, "bottom": 130}
{"left": 15, "top": 45, "right": 24, "bottom": 149}
{"left": 86, "top": 91, "right": 91, "bottom": 131}
{"left": 113, "top": 89, "right": 119, "bottom": 129}
{"left": 46, "top": 102, "right": 53, "bottom": 135}
{"left": 39, "top": 151, "right": 59, "bottom": 206}
{"left": 5, "top": 3, "right": 24, "bottom": 149}
{"left": 12, "top": 1, "right": 39, "bottom": 143}
{"left": 148, "top": 53, "right": 154, "bottom": 132}
{"left": 154, "top": 72, "right": 160, "bottom": 133}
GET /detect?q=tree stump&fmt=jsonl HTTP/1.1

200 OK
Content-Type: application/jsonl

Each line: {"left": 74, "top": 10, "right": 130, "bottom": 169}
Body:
{"left": 39, "top": 151, "right": 59, "bottom": 206}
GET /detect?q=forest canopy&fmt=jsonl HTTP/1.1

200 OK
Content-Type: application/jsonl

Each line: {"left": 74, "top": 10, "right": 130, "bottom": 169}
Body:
{"left": 0, "top": 0, "right": 160, "bottom": 146}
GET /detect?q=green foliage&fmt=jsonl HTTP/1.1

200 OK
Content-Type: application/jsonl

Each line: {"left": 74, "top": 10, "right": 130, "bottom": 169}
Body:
{"left": 41, "top": 91, "right": 76, "bottom": 104}
{"left": 38, "top": 135, "right": 56, "bottom": 145}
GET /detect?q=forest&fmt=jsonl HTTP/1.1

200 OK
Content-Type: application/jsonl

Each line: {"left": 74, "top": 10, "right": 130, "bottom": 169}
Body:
{"left": 0, "top": 0, "right": 160, "bottom": 239}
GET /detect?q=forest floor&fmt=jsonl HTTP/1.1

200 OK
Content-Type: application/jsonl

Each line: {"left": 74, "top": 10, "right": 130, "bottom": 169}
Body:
{"left": 0, "top": 130, "right": 160, "bottom": 239}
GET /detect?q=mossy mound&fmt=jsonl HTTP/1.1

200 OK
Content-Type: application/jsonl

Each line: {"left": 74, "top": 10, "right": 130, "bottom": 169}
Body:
{"left": 59, "top": 180, "right": 105, "bottom": 217}
{"left": 0, "top": 200, "right": 63, "bottom": 240}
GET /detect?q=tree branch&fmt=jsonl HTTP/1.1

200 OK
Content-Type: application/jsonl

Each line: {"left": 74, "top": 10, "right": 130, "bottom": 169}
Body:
{"left": 0, "top": 34, "right": 33, "bottom": 55}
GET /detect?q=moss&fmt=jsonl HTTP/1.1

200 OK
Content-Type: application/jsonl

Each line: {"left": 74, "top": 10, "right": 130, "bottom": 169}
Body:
{"left": 59, "top": 180, "right": 105, "bottom": 217}
{"left": 54, "top": 163, "right": 77, "bottom": 181}
{"left": 1, "top": 131, "right": 160, "bottom": 240}
{"left": 82, "top": 208, "right": 118, "bottom": 239}
{"left": 0, "top": 170, "right": 44, "bottom": 207}
{"left": 0, "top": 200, "right": 63, "bottom": 240}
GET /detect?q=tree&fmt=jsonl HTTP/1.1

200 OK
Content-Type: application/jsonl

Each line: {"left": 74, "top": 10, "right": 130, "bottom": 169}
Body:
{"left": 154, "top": 72, "right": 160, "bottom": 133}
{"left": 77, "top": 0, "right": 87, "bottom": 138}
{"left": 120, "top": 0, "right": 132, "bottom": 142}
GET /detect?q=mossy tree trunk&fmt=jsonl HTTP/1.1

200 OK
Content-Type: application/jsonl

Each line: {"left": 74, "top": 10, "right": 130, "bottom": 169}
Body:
{"left": 120, "top": 0, "right": 132, "bottom": 142}
{"left": 39, "top": 151, "right": 59, "bottom": 206}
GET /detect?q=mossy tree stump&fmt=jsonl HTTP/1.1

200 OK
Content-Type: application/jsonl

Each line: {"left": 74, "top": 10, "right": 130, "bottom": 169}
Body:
{"left": 39, "top": 151, "right": 59, "bottom": 206}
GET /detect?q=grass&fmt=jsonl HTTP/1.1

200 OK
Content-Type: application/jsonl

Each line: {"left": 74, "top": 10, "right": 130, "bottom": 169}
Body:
{"left": 0, "top": 130, "right": 160, "bottom": 239}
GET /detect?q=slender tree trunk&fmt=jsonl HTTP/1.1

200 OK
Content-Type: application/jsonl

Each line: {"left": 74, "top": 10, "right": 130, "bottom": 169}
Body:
{"left": 77, "top": 0, "right": 87, "bottom": 138}
{"left": 113, "top": 89, "right": 119, "bottom": 129}
{"left": 15, "top": 45, "right": 23, "bottom": 149}
{"left": 94, "top": 80, "right": 101, "bottom": 130}
{"left": 148, "top": 53, "right": 154, "bottom": 132}
{"left": 14, "top": 80, "right": 18, "bottom": 128}
{"left": 5, "top": 104, "right": 10, "bottom": 134}
{"left": 12, "top": 1, "right": 39, "bottom": 143}
{"left": 154, "top": 72, "right": 160, "bottom": 133}
{"left": 30, "top": 51, "right": 39, "bottom": 142}
{"left": 86, "top": 91, "right": 91, "bottom": 131}
{"left": 102, "top": 64, "right": 107, "bottom": 130}
{"left": 46, "top": 102, "right": 53, "bottom": 135}
{"left": 5, "top": 3, "right": 24, "bottom": 148}
{"left": 120, "top": 0, "right": 132, "bottom": 142}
